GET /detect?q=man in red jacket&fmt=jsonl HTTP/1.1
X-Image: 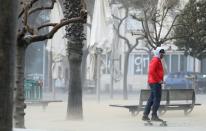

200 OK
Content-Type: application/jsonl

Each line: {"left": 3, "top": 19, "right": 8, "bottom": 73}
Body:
{"left": 142, "top": 47, "right": 165, "bottom": 121}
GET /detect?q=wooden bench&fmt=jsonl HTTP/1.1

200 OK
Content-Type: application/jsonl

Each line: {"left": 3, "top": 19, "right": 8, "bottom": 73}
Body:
{"left": 25, "top": 100, "right": 63, "bottom": 110}
{"left": 110, "top": 89, "right": 201, "bottom": 116}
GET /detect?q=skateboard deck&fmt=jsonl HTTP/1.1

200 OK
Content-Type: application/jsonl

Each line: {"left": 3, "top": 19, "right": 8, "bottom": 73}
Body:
{"left": 144, "top": 120, "right": 167, "bottom": 126}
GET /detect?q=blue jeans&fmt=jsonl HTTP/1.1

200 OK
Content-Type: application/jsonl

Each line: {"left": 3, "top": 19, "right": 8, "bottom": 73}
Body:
{"left": 143, "top": 83, "right": 162, "bottom": 117}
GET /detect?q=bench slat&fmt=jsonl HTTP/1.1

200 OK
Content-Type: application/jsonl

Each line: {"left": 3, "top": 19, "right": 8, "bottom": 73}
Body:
{"left": 25, "top": 100, "right": 63, "bottom": 110}
{"left": 168, "top": 89, "right": 194, "bottom": 101}
{"left": 140, "top": 89, "right": 168, "bottom": 101}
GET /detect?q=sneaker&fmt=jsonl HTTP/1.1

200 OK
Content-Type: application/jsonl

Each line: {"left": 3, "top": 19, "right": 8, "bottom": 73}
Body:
{"left": 142, "top": 115, "right": 150, "bottom": 121}
{"left": 151, "top": 115, "right": 162, "bottom": 121}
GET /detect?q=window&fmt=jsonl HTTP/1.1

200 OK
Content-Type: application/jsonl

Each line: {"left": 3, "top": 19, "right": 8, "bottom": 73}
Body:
{"left": 171, "top": 55, "right": 179, "bottom": 72}
{"left": 164, "top": 55, "right": 170, "bottom": 73}
{"left": 180, "top": 55, "right": 187, "bottom": 72}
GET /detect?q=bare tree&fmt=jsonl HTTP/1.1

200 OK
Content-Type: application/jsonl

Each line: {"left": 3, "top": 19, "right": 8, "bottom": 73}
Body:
{"left": 15, "top": 0, "right": 86, "bottom": 127}
{"left": 131, "top": 0, "right": 180, "bottom": 48}
{"left": 0, "top": 0, "right": 17, "bottom": 131}
{"left": 110, "top": 0, "right": 181, "bottom": 99}
{"left": 112, "top": 7, "right": 143, "bottom": 99}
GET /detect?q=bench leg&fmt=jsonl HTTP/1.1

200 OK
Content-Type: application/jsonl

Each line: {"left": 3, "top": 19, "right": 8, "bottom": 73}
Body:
{"left": 130, "top": 110, "right": 139, "bottom": 116}
{"left": 184, "top": 108, "right": 193, "bottom": 116}
{"left": 42, "top": 103, "right": 48, "bottom": 111}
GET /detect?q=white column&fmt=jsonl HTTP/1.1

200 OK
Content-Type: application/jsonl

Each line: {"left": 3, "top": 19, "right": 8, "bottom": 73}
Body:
{"left": 169, "top": 54, "right": 172, "bottom": 72}
{"left": 43, "top": 43, "right": 46, "bottom": 94}
{"left": 178, "top": 54, "right": 181, "bottom": 72}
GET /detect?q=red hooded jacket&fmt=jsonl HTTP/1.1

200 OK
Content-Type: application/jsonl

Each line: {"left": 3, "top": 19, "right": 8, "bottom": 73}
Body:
{"left": 148, "top": 57, "right": 164, "bottom": 84}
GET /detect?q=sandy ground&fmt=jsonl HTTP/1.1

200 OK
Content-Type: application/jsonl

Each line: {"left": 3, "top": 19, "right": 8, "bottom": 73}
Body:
{"left": 18, "top": 93, "right": 206, "bottom": 131}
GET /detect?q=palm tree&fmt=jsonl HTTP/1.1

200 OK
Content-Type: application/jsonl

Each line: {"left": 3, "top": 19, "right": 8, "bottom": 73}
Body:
{"left": 63, "top": 0, "right": 87, "bottom": 120}
{"left": 0, "top": 0, "right": 17, "bottom": 130}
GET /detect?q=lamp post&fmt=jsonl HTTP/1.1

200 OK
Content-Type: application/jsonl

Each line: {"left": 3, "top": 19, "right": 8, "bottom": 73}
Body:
{"left": 95, "top": 47, "right": 103, "bottom": 103}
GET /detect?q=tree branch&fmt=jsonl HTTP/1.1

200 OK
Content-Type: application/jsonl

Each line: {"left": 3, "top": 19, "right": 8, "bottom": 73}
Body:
{"left": 140, "top": 17, "right": 156, "bottom": 49}
{"left": 130, "top": 37, "right": 144, "bottom": 52}
{"left": 162, "top": 14, "right": 179, "bottom": 41}
{"left": 17, "top": 27, "right": 27, "bottom": 41}
{"left": 23, "top": 4, "right": 35, "bottom": 35}
{"left": 18, "top": 0, "right": 39, "bottom": 18}
{"left": 163, "top": 33, "right": 194, "bottom": 42}
{"left": 151, "top": 12, "right": 159, "bottom": 42}
{"left": 81, "top": 0, "right": 86, "bottom": 10}
{"left": 143, "top": 10, "right": 156, "bottom": 45}
{"left": 157, "top": 8, "right": 169, "bottom": 41}
{"left": 29, "top": 0, "right": 56, "bottom": 15}
{"left": 113, "top": 8, "right": 131, "bottom": 49}
{"left": 112, "top": 14, "right": 122, "bottom": 21}
{"left": 37, "top": 23, "right": 58, "bottom": 30}
{"left": 27, "top": 16, "right": 85, "bottom": 43}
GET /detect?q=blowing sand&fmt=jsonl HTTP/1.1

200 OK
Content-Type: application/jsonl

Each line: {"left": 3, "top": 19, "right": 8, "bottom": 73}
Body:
{"left": 23, "top": 94, "right": 206, "bottom": 131}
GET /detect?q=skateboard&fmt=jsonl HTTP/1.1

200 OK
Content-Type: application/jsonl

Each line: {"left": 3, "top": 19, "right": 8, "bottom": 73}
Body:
{"left": 144, "top": 120, "right": 167, "bottom": 126}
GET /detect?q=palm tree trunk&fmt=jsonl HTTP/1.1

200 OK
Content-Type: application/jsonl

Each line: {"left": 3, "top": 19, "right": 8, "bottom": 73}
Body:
{"left": 0, "top": 0, "right": 17, "bottom": 130}
{"left": 67, "top": 52, "right": 83, "bottom": 119}
{"left": 64, "top": 0, "right": 85, "bottom": 120}
{"left": 81, "top": 48, "right": 89, "bottom": 89}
